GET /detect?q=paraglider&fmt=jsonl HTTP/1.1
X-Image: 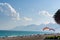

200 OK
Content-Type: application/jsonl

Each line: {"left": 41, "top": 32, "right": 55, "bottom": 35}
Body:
{"left": 43, "top": 27, "right": 50, "bottom": 31}
{"left": 49, "top": 28, "right": 55, "bottom": 31}
{"left": 43, "top": 27, "right": 55, "bottom": 31}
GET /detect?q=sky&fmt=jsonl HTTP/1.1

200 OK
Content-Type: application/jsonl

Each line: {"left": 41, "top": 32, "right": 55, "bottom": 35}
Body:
{"left": 0, "top": 0, "right": 60, "bottom": 31}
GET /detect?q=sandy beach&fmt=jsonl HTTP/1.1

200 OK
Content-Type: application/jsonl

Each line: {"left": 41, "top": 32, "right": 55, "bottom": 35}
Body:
{"left": 0, "top": 33, "right": 60, "bottom": 40}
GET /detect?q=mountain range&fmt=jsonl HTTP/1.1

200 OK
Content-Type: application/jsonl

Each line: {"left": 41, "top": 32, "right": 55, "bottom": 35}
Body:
{"left": 12, "top": 23, "right": 60, "bottom": 32}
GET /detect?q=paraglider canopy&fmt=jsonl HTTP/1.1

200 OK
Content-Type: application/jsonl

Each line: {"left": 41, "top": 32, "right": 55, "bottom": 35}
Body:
{"left": 43, "top": 27, "right": 50, "bottom": 31}
{"left": 53, "top": 9, "right": 60, "bottom": 24}
{"left": 43, "top": 27, "right": 55, "bottom": 31}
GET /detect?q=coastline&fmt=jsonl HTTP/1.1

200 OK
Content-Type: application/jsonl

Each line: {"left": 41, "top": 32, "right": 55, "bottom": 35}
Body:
{"left": 0, "top": 33, "right": 60, "bottom": 40}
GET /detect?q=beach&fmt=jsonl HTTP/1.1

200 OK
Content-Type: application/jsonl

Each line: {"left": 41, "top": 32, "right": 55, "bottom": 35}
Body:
{"left": 0, "top": 33, "right": 60, "bottom": 40}
{"left": 0, "top": 34, "right": 44, "bottom": 40}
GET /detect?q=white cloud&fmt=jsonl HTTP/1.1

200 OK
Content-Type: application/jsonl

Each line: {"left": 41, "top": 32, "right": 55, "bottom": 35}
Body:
{"left": 0, "top": 3, "right": 56, "bottom": 28}
{"left": 23, "top": 17, "right": 32, "bottom": 21}
{"left": 38, "top": 10, "right": 55, "bottom": 25}
{"left": 39, "top": 11, "right": 53, "bottom": 17}
{"left": 12, "top": 13, "right": 20, "bottom": 21}
{"left": 0, "top": 3, "right": 33, "bottom": 27}
{"left": 0, "top": 3, "right": 20, "bottom": 21}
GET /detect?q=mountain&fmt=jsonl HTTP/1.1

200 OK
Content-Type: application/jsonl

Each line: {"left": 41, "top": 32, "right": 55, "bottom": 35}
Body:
{"left": 12, "top": 23, "right": 60, "bottom": 31}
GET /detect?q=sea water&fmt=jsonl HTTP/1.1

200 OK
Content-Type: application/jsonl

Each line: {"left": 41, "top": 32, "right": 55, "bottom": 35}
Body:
{"left": 0, "top": 30, "right": 53, "bottom": 37}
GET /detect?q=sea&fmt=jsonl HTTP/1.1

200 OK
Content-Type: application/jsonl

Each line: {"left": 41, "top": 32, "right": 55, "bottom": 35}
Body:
{"left": 0, "top": 30, "right": 54, "bottom": 37}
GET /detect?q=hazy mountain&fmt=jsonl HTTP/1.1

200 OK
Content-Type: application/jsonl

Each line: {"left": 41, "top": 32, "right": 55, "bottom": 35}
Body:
{"left": 12, "top": 23, "right": 60, "bottom": 31}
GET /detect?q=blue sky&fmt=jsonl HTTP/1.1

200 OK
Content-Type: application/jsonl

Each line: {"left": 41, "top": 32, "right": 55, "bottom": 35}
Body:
{"left": 0, "top": 0, "right": 60, "bottom": 31}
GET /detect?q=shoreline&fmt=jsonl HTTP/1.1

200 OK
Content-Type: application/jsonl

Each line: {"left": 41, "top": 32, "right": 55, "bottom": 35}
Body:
{"left": 0, "top": 33, "right": 60, "bottom": 40}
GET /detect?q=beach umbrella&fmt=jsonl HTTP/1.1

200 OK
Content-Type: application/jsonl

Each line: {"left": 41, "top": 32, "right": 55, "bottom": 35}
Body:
{"left": 53, "top": 9, "right": 60, "bottom": 24}
{"left": 43, "top": 27, "right": 55, "bottom": 31}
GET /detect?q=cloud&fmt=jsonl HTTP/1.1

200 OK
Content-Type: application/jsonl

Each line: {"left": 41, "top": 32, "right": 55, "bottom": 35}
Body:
{"left": 0, "top": 3, "right": 33, "bottom": 26}
{"left": 38, "top": 10, "right": 55, "bottom": 25}
{"left": 12, "top": 13, "right": 20, "bottom": 21}
{"left": 39, "top": 11, "right": 53, "bottom": 17}
{"left": 0, "top": 3, "right": 20, "bottom": 21}
{"left": 23, "top": 17, "right": 32, "bottom": 21}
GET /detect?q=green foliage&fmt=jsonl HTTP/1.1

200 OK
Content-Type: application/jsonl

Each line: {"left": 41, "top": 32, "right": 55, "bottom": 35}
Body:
{"left": 44, "top": 36, "right": 60, "bottom": 40}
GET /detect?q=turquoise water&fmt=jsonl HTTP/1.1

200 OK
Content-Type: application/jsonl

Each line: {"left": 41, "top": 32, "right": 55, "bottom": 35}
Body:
{"left": 0, "top": 30, "right": 53, "bottom": 37}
